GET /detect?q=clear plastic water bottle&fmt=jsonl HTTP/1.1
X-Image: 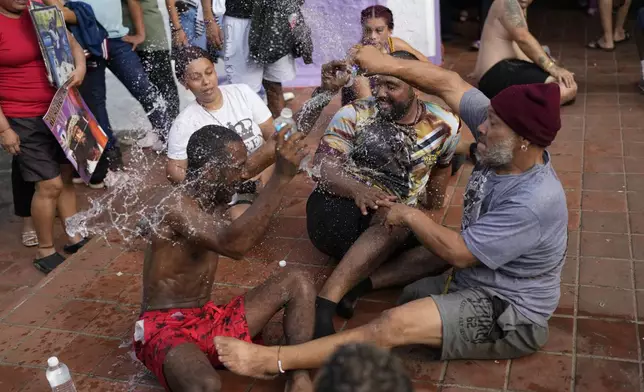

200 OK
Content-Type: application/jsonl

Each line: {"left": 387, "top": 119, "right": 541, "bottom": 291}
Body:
{"left": 46, "top": 357, "right": 77, "bottom": 392}
{"left": 274, "top": 108, "right": 297, "bottom": 140}
{"left": 342, "top": 64, "right": 361, "bottom": 88}
{"left": 273, "top": 108, "right": 312, "bottom": 172}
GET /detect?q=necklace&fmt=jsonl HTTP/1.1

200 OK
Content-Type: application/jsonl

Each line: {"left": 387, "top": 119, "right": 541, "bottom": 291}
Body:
{"left": 199, "top": 101, "right": 225, "bottom": 127}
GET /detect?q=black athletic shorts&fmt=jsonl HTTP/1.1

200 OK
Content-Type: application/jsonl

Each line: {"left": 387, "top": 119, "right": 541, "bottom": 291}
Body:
{"left": 478, "top": 59, "right": 550, "bottom": 99}
{"left": 9, "top": 117, "right": 68, "bottom": 182}
{"left": 306, "top": 189, "right": 420, "bottom": 261}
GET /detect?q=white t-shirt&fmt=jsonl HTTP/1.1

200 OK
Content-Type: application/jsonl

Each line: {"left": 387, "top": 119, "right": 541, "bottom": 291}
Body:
{"left": 167, "top": 84, "right": 273, "bottom": 160}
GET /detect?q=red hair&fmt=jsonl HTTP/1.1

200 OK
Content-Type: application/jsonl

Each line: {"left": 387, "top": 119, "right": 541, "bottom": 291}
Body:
{"left": 361, "top": 5, "right": 394, "bottom": 30}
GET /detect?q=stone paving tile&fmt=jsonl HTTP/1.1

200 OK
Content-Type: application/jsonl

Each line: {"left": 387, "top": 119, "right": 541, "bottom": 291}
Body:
{"left": 1, "top": 5, "right": 644, "bottom": 392}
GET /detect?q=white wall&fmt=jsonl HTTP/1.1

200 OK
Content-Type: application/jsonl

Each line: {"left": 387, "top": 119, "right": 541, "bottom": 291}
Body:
{"left": 384, "top": 0, "right": 437, "bottom": 58}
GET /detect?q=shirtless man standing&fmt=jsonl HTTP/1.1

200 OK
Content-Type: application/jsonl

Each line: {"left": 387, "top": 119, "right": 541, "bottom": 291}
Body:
{"left": 129, "top": 126, "right": 315, "bottom": 392}
{"left": 472, "top": 0, "right": 577, "bottom": 105}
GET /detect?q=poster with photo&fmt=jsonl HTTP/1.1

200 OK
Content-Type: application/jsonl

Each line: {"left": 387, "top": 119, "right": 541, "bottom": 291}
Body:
{"left": 43, "top": 80, "right": 109, "bottom": 183}
{"left": 29, "top": 4, "right": 75, "bottom": 88}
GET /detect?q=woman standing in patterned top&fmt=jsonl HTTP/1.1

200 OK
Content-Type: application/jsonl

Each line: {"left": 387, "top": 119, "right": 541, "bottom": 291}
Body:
{"left": 342, "top": 5, "right": 430, "bottom": 106}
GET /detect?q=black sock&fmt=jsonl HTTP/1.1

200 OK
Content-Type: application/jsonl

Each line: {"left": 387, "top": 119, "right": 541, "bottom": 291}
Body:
{"left": 337, "top": 278, "right": 373, "bottom": 319}
{"left": 314, "top": 297, "right": 337, "bottom": 339}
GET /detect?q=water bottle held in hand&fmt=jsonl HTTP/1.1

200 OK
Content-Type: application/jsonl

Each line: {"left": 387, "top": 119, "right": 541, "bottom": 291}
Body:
{"left": 274, "top": 108, "right": 297, "bottom": 140}
{"left": 46, "top": 357, "right": 77, "bottom": 392}
{"left": 339, "top": 64, "right": 359, "bottom": 88}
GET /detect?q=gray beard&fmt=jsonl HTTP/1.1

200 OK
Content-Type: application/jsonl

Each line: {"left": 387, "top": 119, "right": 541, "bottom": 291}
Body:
{"left": 475, "top": 138, "right": 516, "bottom": 168}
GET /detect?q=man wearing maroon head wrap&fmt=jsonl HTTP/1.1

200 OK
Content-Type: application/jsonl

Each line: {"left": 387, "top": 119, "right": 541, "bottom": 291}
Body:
{"left": 208, "top": 47, "right": 569, "bottom": 375}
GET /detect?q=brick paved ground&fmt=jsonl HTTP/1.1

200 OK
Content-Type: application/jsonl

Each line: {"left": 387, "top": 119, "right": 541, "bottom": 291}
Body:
{"left": 1, "top": 4, "right": 644, "bottom": 391}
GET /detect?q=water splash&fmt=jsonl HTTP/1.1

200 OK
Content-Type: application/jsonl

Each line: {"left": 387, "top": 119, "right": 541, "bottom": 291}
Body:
{"left": 65, "top": 144, "right": 183, "bottom": 244}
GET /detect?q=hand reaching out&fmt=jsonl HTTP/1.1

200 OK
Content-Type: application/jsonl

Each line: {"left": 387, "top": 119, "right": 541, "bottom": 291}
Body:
{"left": 352, "top": 185, "right": 397, "bottom": 216}
{"left": 375, "top": 199, "right": 415, "bottom": 229}
{"left": 320, "top": 60, "right": 351, "bottom": 93}
{"left": 274, "top": 125, "right": 308, "bottom": 179}
{"left": 348, "top": 44, "right": 391, "bottom": 76}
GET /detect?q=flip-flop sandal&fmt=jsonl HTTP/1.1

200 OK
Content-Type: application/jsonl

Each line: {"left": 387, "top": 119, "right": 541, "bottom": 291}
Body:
{"left": 63, "top": 237, "right": 90, "bottom": 254}
{"left": 614, "top": 32, "right": 631, "bottom": 44}
{"left": 33, "top": 252, "right": 65, "bottom": 274}
{"left": 21, "top": 231, "right": 39, "bottom": 247}
{"left": 587, "top": 40, "right": 615, "bottom": 51}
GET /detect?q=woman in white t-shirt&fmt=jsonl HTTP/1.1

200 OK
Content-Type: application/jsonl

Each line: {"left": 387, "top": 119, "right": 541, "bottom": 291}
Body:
{"left": 166, "top": 47, "right": 277, "bottom": 190}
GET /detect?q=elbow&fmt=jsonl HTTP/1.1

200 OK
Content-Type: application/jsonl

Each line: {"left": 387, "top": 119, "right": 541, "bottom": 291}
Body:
{"left": 447, "top": 252, "right": 478, "bottom": 269}
{"left": 166, "top": 170, "right": 183, "bottom": 184}
{"left": 512, "top": 30, "right": 532, "bottom": 46}
{"left": 449, "top": 256, "right": 470, "bottom": 269}
{"left": 166, "top": 163, "right": 185, "bottom": 184}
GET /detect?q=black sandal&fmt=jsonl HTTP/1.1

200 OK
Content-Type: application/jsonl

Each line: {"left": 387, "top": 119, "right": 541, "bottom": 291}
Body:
{"left": 63, "top": 237, "right": 90, "bottom": 254}
{"left": 33, "top": 252, "right": 66, "bottom": 274}
{"left": 614, "top": 32, "right": 631, "bottom": 44}
{"left": 587, "top": 40, "right": 615, "bottom": 52}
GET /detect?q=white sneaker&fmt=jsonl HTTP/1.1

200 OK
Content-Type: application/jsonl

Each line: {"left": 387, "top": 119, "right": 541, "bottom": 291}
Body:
{"left": 104, "top": 170, "right": 131, "bottom": 188}
{"left": 136, "top": 131, "right": 159, "bottom": 149}
{"left": 283, "top": 92, "right": 295, "bottom": 102}
{"left": 152, "top": 139, "right": 167, "bottom": 153}
{"left": 72, "top": 177, "right": 84, "bottom": 184}
{"left": 88, "top": 181, "right": 105, "bottom": 190}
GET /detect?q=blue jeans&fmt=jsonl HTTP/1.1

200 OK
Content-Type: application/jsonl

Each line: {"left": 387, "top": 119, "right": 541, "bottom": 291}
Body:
{"left": 106, "top": 39, "right": 169, "bottom": 135}
{"left": 180, "top": 6, "right": 207, "bottom": 49}
{"left": 79, "top": 39, "right": 170, "bottom": 182}
{"left": 81, "top": 39, "right": 170, "bottom": 143}
{"left": 179, "top": 7, "right": 223, "bottom": 59}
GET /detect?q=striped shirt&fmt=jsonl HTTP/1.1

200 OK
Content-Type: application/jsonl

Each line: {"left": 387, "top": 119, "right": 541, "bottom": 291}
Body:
{"left": 316, "top": 98, "right": 461, "bottom": 206}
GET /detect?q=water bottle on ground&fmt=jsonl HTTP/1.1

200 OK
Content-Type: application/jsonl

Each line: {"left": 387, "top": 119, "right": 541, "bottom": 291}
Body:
{"left": 274, "top": 108, "right": 297, "bottom": 140}
{"left": 46, "top": 357, "right": 77, "bottom": 392}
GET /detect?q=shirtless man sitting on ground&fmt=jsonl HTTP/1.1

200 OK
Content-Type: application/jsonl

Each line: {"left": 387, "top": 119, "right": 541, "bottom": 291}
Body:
{"left": 126, "top": 126, "right": 314, "bottom": 392}
{"left": 472, "top": 0, "right": 577, "bottom": 105}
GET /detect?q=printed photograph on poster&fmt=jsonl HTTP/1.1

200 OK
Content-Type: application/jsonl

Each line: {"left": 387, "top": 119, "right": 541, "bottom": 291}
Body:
{"left": 29, "top": 4, "right": 75, "bottom": 88}
{"left": 43, "top": 81, "right": 109, "bottom": 183}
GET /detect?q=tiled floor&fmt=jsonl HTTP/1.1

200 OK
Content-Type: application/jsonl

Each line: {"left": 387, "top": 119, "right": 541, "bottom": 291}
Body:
{"left": 2, "top": 5, "right": 644, "bottom": 392}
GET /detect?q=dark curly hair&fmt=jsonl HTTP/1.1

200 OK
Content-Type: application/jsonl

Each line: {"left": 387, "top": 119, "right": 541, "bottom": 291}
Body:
{"left": 173, "top": 46, "right": 213, "bottom": 82}
{"left": 185, "top": 125, "right": 243, "bottom": 181}
{"left": 314, "top": 344, "right": 413, "bottom": 392}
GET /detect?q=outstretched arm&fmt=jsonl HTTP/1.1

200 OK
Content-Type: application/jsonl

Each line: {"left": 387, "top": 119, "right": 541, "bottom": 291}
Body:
{"left": 377, "top": 201, "right": 478, "bottom": 268}
{"left": 500, "top": 0, "right": 574, "bottom": 87}
{"left": 240, "top": 61, "right": 352, "bottom": 179}
{"left": 392, "top": 37, "right": 431, "bottom": 63}
{"left": 295, "top": 60, "right": 351, "bottom": 133}
{"left": 168, "top": 132, "right": 308, "bottom": 259}
{"left": 352, "top": 46, "right": 473, "bottom": 116}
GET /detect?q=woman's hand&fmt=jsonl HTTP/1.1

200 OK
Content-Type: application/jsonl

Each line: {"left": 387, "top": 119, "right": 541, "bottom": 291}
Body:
{"left": 1, "top": 128, "right": 21, "bottom": 155}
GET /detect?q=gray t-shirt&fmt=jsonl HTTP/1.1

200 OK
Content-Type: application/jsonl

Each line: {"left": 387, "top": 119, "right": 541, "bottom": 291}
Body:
{"left": 451, "top": 88, "right": 568, "bottom": 327}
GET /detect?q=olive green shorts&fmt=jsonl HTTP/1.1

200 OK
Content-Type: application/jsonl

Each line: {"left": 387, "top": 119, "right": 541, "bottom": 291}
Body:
{"left": 398, "top": 274, "right": 549, "bottom": 360}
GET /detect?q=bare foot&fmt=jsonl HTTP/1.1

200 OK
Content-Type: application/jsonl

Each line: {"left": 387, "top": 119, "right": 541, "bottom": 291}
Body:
{"left": 215, "top": 336, "right": 279, "bottom": 379}
{"left": 286, "top": 371, "right": 313, "bottom": 392}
